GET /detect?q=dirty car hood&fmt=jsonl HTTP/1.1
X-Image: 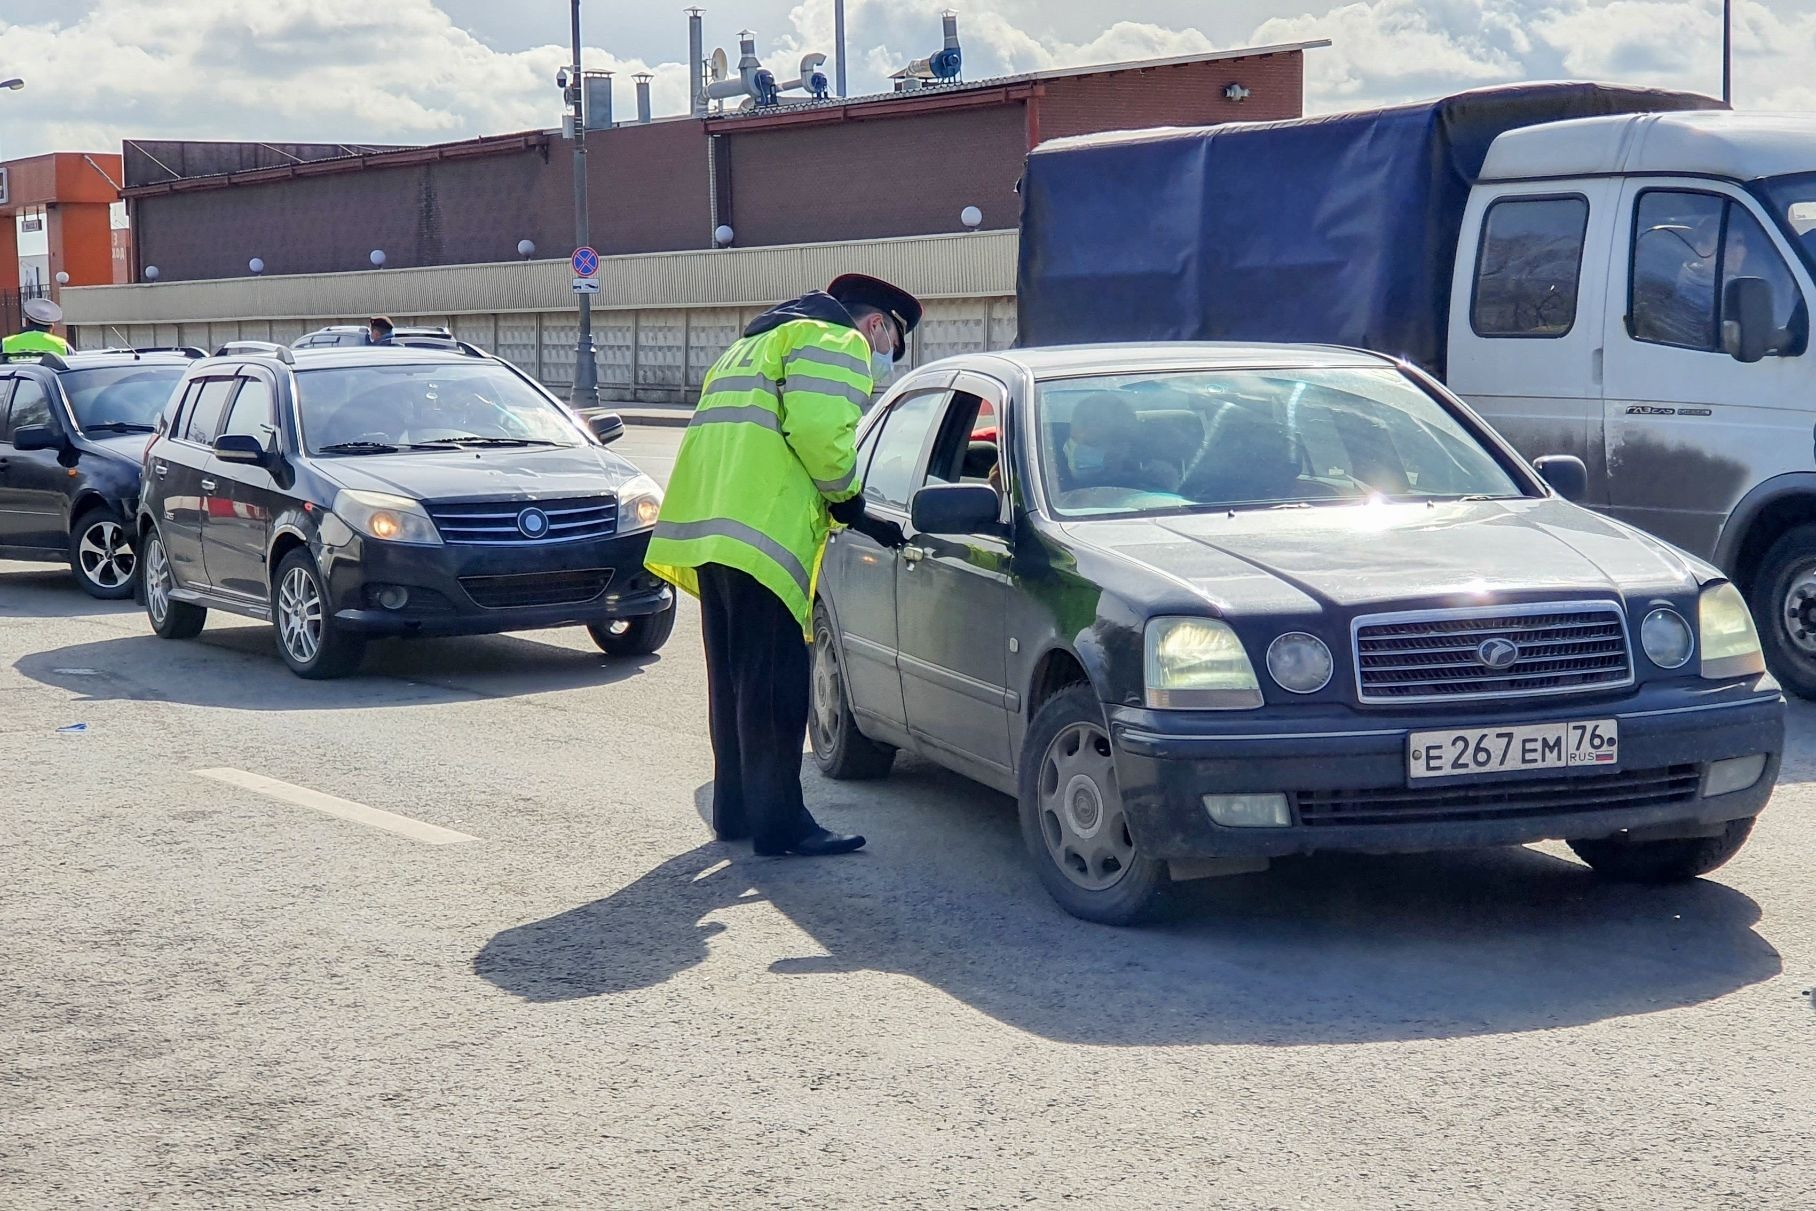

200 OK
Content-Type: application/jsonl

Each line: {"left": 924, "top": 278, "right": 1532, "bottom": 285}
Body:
{"left": 1065, "top": 498, "right": 1707, "bottom": 614}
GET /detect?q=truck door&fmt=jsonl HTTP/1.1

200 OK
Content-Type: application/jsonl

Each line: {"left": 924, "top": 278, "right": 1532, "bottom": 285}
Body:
{"left": 1602, "top": 181, "right": 1814, "bottom": 558}
{"left": 1447, "top": 179, "right": 1621, "bottom": 504}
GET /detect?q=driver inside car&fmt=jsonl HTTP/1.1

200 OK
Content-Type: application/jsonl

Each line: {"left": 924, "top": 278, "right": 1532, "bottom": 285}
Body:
{"left": 1063, "top": 393, "right": 1182, "bottom": 493}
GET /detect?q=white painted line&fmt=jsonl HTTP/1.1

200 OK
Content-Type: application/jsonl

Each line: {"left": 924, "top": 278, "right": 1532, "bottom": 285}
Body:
{"left": 193, "top": 768, "right": 480, "bottom": 846}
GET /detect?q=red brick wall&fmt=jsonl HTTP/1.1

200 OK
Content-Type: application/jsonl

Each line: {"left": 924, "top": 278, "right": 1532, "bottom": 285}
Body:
{"left": 721, "top": 104, "right": 1029, "bottom": 244}
{"left": 577, "top": 120, "right": 713, "bottom": 253}
{"left": 1034, "top": 51, "right": 1305, "bottom": 143}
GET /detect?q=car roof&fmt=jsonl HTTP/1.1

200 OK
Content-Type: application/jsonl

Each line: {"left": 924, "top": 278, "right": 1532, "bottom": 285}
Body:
{"left": 188, "top": 346, "right": 494, "bottom": 372}
{"left": 945, "top": 342, "right": 1400, "bottom": 380}
{"left": 39, "top": 351, "right": 200, "bottom": 371}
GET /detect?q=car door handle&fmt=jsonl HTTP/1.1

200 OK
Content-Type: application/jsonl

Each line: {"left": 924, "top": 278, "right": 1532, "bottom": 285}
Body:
{"left": 902, "top": 545, "right": 927, "bottom": 563}
{"left": 200, "top": 479, "right": 216, "bottom": 492}
{"left": 153, "top": 462, "right": 169, "bottom": 477}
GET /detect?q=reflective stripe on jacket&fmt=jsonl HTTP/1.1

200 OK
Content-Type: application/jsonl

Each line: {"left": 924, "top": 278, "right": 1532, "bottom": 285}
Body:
{"left": 645, "top": 301, "right": 873, "bottom": 637}
{"left": 3, "top": 331, "right": 72, "bottom": 356}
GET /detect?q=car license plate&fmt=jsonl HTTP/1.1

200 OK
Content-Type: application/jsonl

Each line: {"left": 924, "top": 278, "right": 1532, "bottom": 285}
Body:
{"left": 1407, "top": 720, "right": 1619, "bottom": 781}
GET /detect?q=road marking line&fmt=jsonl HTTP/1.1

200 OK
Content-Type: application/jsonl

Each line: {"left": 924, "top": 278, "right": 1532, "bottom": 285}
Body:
{"left": 193, "top": 768, "right": 480, "bottom": 845}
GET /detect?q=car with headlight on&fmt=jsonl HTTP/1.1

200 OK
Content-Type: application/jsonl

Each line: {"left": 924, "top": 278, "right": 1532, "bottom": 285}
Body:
{"left": 809, "top": 344, "right": 1784, "bottom": 924}
{"left": 134, "top": 340, "right": 672, "bottom": 678}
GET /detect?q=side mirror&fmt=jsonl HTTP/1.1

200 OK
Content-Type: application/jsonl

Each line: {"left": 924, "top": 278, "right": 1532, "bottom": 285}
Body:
{"left": 10, "top": 425, "right": 65, "bottom": 453}
{"left": 1533, "top": 454, "right": 1588, "bottom": 503}
{"left": 910, "top": 483, "right": 1002, "bottom": 536}
{"left": 587, "top": 412, "right": 625, "bottom": 445}
{"left": 1722, "top": 276, "right": 1775, "bottom": 364}
{"left": 213, "top": 433, "right": 267, "bottom": 465}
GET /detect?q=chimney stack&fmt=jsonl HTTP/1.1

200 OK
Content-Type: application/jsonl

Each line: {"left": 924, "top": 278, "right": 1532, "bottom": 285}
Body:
{"left": 688, "top": 8, "right": 707, "bottom": 116}
{"left": 634, "top": 73, "right": 654, "bottom": 123}
{"left": 585, "top": 71, "right": 614, "bottom": 130}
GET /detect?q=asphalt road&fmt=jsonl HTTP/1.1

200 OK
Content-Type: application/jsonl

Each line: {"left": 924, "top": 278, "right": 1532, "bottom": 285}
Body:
{"left": 4, "top": 424, "right": 1814, "bottom": 1209}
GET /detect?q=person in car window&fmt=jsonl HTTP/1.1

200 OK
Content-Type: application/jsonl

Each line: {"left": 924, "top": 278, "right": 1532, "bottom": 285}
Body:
{"left": 647, "top": 273, "right": 922, "bottom": 858}
{"left": 367, "top": 316, "right": 395, "bottom": 345}
{"left": 1064, "top": 394, "right": 1181, "bottom": 493}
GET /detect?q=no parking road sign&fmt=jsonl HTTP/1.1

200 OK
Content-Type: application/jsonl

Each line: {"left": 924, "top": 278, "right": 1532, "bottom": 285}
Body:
{"left": 571, "top": 245, "right": 600, "bottom": 295}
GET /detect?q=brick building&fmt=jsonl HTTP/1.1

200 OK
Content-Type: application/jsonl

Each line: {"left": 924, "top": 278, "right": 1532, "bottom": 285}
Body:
{"left": 119, "top": 43, "right": 1318, "bottom": 283}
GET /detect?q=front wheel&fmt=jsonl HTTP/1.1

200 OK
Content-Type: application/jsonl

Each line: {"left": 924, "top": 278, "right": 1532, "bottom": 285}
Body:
{"left": 70, "top": 506, "right": 137, "bottom": 599}
{"left": 587, "top": 602, "right": 676, "bottom": 657}
{"left": 1751, "top": 523, "right": 1816, "bottom": 699}
{"left": 809, "top": 603, "right": 894, "bottom": 780}
{"left": 142, "top": 528, "right": 206, "bottom": 640}
{"left": 1018, "top": 683, "right": 1169, "bottom": 926}
{"left": 273, "top": 551, "right": 365, "bottom": 679}
{"left": 1568, "top": 817, "right": 1755, "bottom": 883}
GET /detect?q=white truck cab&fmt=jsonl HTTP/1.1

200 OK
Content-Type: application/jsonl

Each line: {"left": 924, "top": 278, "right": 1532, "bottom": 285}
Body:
{"left": 1447, "top": 111, "right": 1816, "bottom": 691}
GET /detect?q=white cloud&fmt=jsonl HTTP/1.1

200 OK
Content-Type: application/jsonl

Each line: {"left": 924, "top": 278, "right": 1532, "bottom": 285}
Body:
{"left": 0, "top": 0, "right": 1811, "bottom": 161}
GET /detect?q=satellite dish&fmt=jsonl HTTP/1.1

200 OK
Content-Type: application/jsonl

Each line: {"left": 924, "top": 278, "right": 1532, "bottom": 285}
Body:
{"left": 710, "top": 48, "right": 728, "bottom": 82}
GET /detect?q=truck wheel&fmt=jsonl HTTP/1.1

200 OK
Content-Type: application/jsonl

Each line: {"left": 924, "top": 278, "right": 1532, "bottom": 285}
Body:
{"left": 70, "top": 505, "right": 137, "bottom": 600}
{"left": 1568, "top": 817, "right": 1755, "bottom": 883}
{"left": 808, "top": 604, "right": 894, "bottom": 780}
{"left": 142, "top": 528, "right": 206, "bottom": 640}
{"left": 274, "top": 550, "right": 365, "bottom": 679}
{"left": 1018, "top": 683, "right": 1169, "bottom": 926}
{"left": 587, "top": 601, "right": 676, "bottom": 656}
{"left": 1752, "top": 523, "right": 1816, "bottom": 699}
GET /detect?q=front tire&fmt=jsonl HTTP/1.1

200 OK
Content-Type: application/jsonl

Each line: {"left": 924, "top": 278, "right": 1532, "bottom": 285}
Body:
{"left": 1018, "top": 683, "right": 1169, "bottom": 925}
{"left": 1751, "top": 523, "right": 1816, "bottom": 699}
{"left": 1568, "top": 818, "right": 1755, "bottom": 883}
{"left": 142, "top": 527, "right": 206, "bottom": 640}
{"left": 70, "top": 506, "right": 137, "bottom": 600}
{"left": 273, "top": 550, "right": 365, "bottom": 679}
{"left": 809, "top": 603, "right": 894, "bottom": 780}
{"left": 587, "top": 601, "right": 676, "bottom": 656}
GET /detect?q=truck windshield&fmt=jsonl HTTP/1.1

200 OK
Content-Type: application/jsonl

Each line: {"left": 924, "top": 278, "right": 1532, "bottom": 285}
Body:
{"left": 60, "top": 365, "right": 187, "bottom": 433}
{"left": 293, "top": 362, "right": 584, "bottom": 454}
{"left": 1760, "top": 172, "right": 1816, "bottom": 275}
{"left": 1034, "top": 367, "right": 1527, "bottom": 518}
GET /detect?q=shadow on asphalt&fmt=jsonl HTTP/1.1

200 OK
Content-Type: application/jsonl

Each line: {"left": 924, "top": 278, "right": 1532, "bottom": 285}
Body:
{"left": 14, "top": 627, "right": 659, "bottom": 709}
{"left": 473, "top": 765, "right": 1780, "bottom": 1045}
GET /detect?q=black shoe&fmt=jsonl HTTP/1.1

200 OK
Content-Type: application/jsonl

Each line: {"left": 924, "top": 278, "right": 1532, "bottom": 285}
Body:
{"left": 753, "top": 827, "right": 867, "bottom": 857}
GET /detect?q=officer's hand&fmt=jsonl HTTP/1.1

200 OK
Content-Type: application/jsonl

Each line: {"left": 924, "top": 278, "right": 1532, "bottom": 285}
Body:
{"left": 830, "top": 497, "right": 906, "bottom": 549}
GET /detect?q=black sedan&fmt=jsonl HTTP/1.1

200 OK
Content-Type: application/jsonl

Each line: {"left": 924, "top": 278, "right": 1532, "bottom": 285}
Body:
{"left": 811, "top": 345, "right": 1784, "bottom": 924}
{"left": 0, "top": 348, "right": 199, "bottom": 597}
{"left": 136, "top": 341, "right": 673, "bottom": 678}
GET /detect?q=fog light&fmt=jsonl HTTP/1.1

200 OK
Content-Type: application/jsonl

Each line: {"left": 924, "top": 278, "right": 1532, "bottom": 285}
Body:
{"left": 1641, "top": 607, "right": 1694, "bottom": 670}
{"left": 1703, "top": 754, "right": 1767, "bottom": 798}
{"left": 1202, "top": 792, "right": 1292, "bottom": 828}
{"left": 375, "top": 585, "right": 410, "bottom": 610}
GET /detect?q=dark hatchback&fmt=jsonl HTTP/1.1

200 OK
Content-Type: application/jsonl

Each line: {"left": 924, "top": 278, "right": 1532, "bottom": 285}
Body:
{"left": 810, "top": 344, "right": 1785, "bottom": 924}
{"left": 0, "top": 348, "right": 200, "bottom": 597}
{"left": 135, "top": 341, "right": 673, "bottom": 678}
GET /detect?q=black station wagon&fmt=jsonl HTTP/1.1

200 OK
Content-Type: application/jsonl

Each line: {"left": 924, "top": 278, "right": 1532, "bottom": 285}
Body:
{"left": 811, "top": 344, "right": 1785, "bottom": 924}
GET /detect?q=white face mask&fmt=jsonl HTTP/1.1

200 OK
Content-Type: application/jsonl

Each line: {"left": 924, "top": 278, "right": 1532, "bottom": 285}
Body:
{"left": 867, "top": 320, "right": 895, "bottom": 388}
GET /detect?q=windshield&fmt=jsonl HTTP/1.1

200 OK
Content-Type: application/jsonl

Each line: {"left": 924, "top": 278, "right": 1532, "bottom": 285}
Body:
{"left": 294, "top": 362, "right": 584, "bottom": 454}
{"left": 60, "top": 366, "right": 187, "bottom": 432}
{"left": 1034, "top": 367, "right": 1527, "bottom": 518}
{"left": 1760, "top": 172, "right": 1816, "bottom": 276}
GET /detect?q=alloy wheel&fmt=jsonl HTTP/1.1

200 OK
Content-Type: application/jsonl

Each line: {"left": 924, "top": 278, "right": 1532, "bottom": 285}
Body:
{"left": 78, "top": 520, "right": 135, "bottom": 590}
{"left": 810, "top": 624, "right": 844, "bottom": 751}
{"left": 145, "top": 536, "right": 171, "bottom": 624}
{"left": 1781, "top": 565, "right": 1816, "bottom": 655}
{"left": 1036, "top": 721, "right": 1135, "bottom": 891}
{"left": 278, "top": 565, "right": 324, "bottom": 665}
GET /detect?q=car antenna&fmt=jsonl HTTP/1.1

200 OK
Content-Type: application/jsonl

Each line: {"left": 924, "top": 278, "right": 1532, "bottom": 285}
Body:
{"left": 108, "top": 327, "right": 142, "bottom": 359}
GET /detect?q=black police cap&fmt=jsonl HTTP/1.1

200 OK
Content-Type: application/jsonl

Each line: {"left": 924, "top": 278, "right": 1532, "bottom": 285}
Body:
{"left": 828, "top": 273, "right": 923, "bottom": 362}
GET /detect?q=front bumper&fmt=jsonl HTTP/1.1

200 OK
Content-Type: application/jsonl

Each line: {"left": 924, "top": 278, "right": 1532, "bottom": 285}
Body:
{"left": 320, "top": 528, "right": 671, "bottom": 638}
{"left": 1109, "top": 681, "right": 1784, "bottom": 860}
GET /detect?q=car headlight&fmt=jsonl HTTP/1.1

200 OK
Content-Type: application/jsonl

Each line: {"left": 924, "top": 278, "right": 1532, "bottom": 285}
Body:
{"left": 1144, "top": 617, "right": 1262, "bottom": 710}
{"left": 1699, "top": 582, "right": 1764, "bottom": 680}
{"left": 618, "top": 474, "right": 663, "bottom": 532}
{"left": 1640, "top": 607, "right": 1694, "bottom": 670}
{"left": 332, "top": 489, "right": 442, "bottom": 546}
{"left": 1266, "top": 632, "right": 1334, "bottom": 694}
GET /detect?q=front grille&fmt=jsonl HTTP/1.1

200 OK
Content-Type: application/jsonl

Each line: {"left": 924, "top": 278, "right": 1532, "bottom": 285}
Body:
{"left": 457, "top": 569, "right": 613, "bottom": 609}
{"left": 427, "top": 497, "right": 618, "bottom": 545}
{"left": 1297, "top": 764, "right": 1702, "bottom": 827}
{"left": 1353, "top": 603, "right": 1632, "bottom": 703}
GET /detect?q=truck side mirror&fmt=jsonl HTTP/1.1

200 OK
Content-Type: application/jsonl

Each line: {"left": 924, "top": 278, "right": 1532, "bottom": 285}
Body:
{"left": 1533, "top": 454, "right": 1588, "bottom": 503}
{"left": 1722, "top": 276, "right": 1775, "bottom": 364}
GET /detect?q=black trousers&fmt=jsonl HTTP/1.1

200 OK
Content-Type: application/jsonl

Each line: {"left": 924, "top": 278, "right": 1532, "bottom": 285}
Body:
{"left": 697, "top": 563, "right": 817, "bottom": 849}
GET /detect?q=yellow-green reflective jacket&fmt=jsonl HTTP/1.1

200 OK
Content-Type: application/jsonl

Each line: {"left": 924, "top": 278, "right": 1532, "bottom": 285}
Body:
{"left": 3, "top": 331, "right": 72, "bottom": 356}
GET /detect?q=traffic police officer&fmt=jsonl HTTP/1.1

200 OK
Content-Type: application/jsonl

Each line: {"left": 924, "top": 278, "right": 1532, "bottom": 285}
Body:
{"left": 4, "top": 298, "right": 73, "bottom": 356}
{"left": 646, "top": 273, "right": 921, "bottom": 857}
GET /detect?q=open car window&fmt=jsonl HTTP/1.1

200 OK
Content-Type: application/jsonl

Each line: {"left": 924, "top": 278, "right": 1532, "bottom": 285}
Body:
{"left": 1033, "top": 367, "right": 1528, "bottom": 518}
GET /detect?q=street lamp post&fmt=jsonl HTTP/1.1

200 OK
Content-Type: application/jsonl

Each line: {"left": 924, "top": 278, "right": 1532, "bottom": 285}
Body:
{"left": 567, "top": 1, "right": 601, "bottom": 408}
{"left": 1721, "top": 0, "right": 1732, "bottom": 104}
